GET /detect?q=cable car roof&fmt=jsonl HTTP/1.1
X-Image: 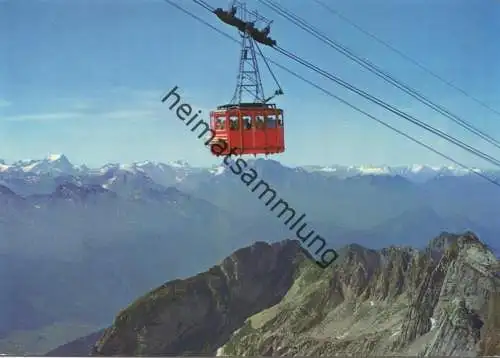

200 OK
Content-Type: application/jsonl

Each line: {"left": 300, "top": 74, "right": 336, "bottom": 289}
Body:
{"left": 216, "top": 102, "right": 279, "bottom": 110}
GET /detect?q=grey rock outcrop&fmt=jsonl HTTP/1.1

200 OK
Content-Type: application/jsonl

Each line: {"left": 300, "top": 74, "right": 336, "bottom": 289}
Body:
{"left": 84, "top": 232, "right": 498, "bottom": 356}
{"left": 217, "top": 233, "right": 499, "bottom": 356}
{"left": 91, "top": 240, "right": 307, "bottom": 356}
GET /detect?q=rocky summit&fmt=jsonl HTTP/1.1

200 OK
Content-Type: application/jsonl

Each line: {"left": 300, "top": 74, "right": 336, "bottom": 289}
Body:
{"left": 56, "top": 232, "right": 498, "bottom": 357}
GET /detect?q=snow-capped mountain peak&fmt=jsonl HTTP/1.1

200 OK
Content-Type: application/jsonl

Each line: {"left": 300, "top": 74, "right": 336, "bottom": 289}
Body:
{"left": 355, "top": 165, "right": 391, "bottom": 175}
{"left": 0, "top": 162, "right": 9, "bottom": 173}
{"left": 47, "top": 153, "right": 64, "bottom": 162}
{"left": 23, "top": 153, "right": 74, "bottom": 174}
{"left": 168, "top": 160, "right": 190, "bottom": 168}
{"left": 0, "top": 155, "right": 497, "bottom": 188}
{"left": 210, "top": 165, "right": 226, "bottom": 176}
{"left": 0, "top": 153, "right": 75, "bottom": 175}
{"left": 305, "top": 164, "right": 486, "bottom": 182}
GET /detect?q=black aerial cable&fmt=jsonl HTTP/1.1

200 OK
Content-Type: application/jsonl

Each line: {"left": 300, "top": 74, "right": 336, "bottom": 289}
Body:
{"left": 313, "top": 0, "right": 500, "bottom": 120}
{"left": 196, "top": 0, "right": 500, "bottom": 169}
{"left": 258, "top": 0, "right": 500, "bottom": 151}
{"left": 272, "top": 45, "right": 500, "bottom": 169}
{"left": 254, "top": 39, "right": 284, "bottom": 100}
{"left": 162, "top": 0, "right": 500, "bottom": 189}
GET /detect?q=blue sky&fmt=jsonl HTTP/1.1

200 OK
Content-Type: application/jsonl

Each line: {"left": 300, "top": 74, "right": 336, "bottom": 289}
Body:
{"left": 1, "top": 0, "right": 499, "bottom": 168}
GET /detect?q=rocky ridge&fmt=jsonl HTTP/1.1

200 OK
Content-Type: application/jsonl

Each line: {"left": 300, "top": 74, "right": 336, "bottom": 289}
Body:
{"left": 82, "top": 232, "right": 498, "bottom": 356}
{"left": 217, "top": 233, "right": 499, "bottom": 356}
{"left": 91, "top": 240, "right": 308, "bottom": 356}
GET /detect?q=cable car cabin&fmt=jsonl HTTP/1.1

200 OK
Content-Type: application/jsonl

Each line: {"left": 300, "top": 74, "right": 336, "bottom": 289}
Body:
{"left": 209, "top": 103, "right": 285, "bottom": 156}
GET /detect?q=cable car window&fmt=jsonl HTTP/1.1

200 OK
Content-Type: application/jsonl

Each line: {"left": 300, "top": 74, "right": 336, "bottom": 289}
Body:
{"left": 277, "top": 113, "right": 283, "bottom": 127}
{"left": 242, "top": 115, "right": 252, "bottom": 130}
{"left": 255, "top": 115, "right": 265, "bottom": 130}
{"left": 215, "top": 116, "right": 226, "bottom": 130}
{"left": 229, "top": 116, "right": 239, "bottom": 130}
{"left": 266, "top": 115, "right": 277, "bottom": 128}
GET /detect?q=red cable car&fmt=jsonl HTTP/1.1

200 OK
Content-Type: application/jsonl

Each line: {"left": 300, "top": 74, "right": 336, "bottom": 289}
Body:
{"left": 209, "top": 2, "right": 285, "bottom": 157}
{"left": 209, "top": 103, "right": 284, "bottom": 156}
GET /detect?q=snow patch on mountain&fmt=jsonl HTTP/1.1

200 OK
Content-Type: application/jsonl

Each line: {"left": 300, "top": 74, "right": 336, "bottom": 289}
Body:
{"left": 0, "top": 154, "right": 497, "bottom": 185}
{"left": 308, "top": 163, "right": 488, "bottom": 182}
{"left": 356, "top": 165, "right": 391, "bottom": 175}
{"left": 47, "top": 153, "right": 63, "bottom": 161}
{"left": 210, "top": 166, "right": 226, "bottom": 176}
{"left": 168, "top": 160, "right": 190, "bottom": 168}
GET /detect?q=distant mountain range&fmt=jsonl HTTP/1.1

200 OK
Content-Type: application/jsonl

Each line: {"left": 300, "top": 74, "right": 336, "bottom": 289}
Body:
{"left": 1, "top": 154, "right": 499, "bottom": 355}
{"left": 2, "top": 154, "right": 499, "bottom": 251}
{"left": 1, "top": 153, "right": 498, "bottom": 183}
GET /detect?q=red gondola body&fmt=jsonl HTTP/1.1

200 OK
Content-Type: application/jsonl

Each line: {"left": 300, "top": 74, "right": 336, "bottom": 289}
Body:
{"left": 209, "top": 2, "right": 284, "bottom": 157}
{"left": 209, "top": 103, "right": 284, "bottom": 156}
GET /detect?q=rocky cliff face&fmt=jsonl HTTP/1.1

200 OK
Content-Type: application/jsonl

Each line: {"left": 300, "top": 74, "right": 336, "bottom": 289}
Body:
{"left": 217, "top": 232, "right": 499, "bottom": 357}
{"left": 479, "top": 289, "right": 500, "bottom": 356}
{"left": 91, "top": 240, "right": 308, "bottom": 356}
{"left": 90, "top": 232, "right": 499, "bottom": 357}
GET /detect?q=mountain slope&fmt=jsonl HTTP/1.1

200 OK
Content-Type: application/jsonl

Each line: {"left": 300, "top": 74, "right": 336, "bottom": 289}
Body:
{"left": 92, "top": 240, "right": 308, "bottom": 356}
{"left": 218, "top": 233, "right": 498, "bottom": 356}
{"left": 84, "top": 232, "right": 498, "bottom": 356}
{"left": 45, "top": 330, "right": 106, "bottom": 357}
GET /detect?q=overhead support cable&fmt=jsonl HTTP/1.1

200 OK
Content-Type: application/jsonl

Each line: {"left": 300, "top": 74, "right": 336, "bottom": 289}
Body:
{"left": 272, "top": 44, "right": 500, "bottom": 169}
{"left": 313, "top": 0, "right": 500, "bottom": 119}
{"left": 163, "top": 0, "right": 500, "bottom": 189}
{"left": 258, "top": 0, "right": 500, "bottom": 151}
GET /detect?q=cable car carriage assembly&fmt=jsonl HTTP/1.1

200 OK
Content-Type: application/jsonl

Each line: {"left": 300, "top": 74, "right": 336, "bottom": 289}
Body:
{"left": 209, "top": 1, "right": 285, "bottom": 157}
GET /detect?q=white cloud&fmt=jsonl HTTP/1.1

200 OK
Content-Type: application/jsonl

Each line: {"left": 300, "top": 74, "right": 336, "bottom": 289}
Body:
{"left": 107, "top": 87, "right": 165, "bottom": 102}
{"left": 0, "top": 99, "right": 11, "bottom": 108}
{"left": 3, "top": 109, "right": 165, "bottom": 123}
{"left": 51, "top": 97, "right": 95, "bottom": 110}
{"left": 69, "top": 99, "right": 94, "bottom": 110}
{"left": 3, "top": 112, "right": 84, "bottom": 121}
{"left": 98, "top": 109, "right": 160, "bottom": 121}
{"left": 1, "top": 87, "right": 213, "bottom": 124}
